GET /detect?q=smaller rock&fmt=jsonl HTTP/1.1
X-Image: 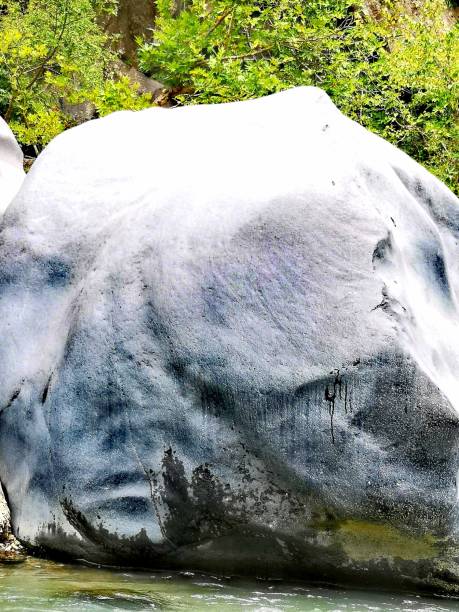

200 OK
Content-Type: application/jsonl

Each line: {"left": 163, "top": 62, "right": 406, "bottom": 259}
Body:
{"left": 113, "top": 61, "right": 167, "bottom": 103}
{"left": 0, "top": 534, "right": 27, "bottom": 564}
{"left": 0, "top": 117, "right": 24, "bottom": 214}
{"left": 0, "top": 486, "right": 10, "bottom": 536}
{"left": 0, "top": 485, "right": 26, "bottom": 563}
{"left": 60, "top": 100, "right": 97, "bottom": 124}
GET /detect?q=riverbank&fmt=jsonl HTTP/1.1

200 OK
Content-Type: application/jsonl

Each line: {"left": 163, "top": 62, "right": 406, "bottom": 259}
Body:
{"left": 0, "top": 556, "right": 458, "bottom": 611}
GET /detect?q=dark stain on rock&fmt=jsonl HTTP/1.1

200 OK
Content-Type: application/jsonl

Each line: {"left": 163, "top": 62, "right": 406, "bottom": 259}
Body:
{"left": 161, "top": 448, "right": 192, "bottom": 543}
{"left": 51, "top": 448, "right": 307, "bottom": 569}
{"left": 197, "top": 381, "right": 227, "bottom": 418}
{"left": 41, "top": 374, "right": 53, "bottom": 404}
{"left": 4, "top": 387, "right": 21, "bottom": 411}
{"left": 324, "top": 370, "right": 344, "bottom": 444}
{"left": 161, "top": 448, "right": 233, "bottom": 546}
{"left": 165, "top": 359, "right": 186, "bottom": 379}
{"left": 60, "top": 497, "right": 168, "bottom": 563}
{"left": 371, "top": 287, "right": 391, "bottom": 312}
{"left": 422, "top": 244, "right": 450, "bottom": 297}
{"left": 46, "top": 258, "right": 72, "bottom": 287}
{"left": 372, "top": 233, "right": 392, "bottom": 266}
{"left": 324, "top": 385, "right": 336, "bottom": 444}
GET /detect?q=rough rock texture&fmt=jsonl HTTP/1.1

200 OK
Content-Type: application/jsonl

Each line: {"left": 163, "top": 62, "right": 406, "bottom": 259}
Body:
{"left": 0, "top": 118, "right": 24, "bottom": 214}
{"left": 60, "top": 100, "right": 97, "bottom": 125}
{"left": 1, "top": 88, "right": 459, "bottom": 591}
{"left": 102, "top": 0, "right": 156, "bottom": 66}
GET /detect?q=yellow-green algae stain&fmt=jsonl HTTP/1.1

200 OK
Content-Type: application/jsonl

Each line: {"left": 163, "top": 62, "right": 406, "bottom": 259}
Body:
{"left": 334, "top": 520, "right": 438, "bottom": 562}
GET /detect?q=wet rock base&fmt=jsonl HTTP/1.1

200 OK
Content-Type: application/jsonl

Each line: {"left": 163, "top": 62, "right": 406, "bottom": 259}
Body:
{"left": 0, "top": 486, "right": 26, "bottom": 563}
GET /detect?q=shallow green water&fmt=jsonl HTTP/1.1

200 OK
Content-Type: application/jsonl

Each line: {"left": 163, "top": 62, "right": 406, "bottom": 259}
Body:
{"left": 0, "top": 558, "right": 458, "bottom": 611}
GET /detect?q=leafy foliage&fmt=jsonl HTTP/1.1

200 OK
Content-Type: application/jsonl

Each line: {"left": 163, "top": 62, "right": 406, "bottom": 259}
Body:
{"left": 0, "top": 0, "right": 151, "bottom": 150}
{"left": 139, "top": 0, "right": 458, "bottom": 192}
{"left": 92, "top": 76, "right": 154, "bottom": 117}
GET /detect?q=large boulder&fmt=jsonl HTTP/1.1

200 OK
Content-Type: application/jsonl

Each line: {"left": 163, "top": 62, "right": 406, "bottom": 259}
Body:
{"left": 0, "top": 118, "right": 24, "bottom": 214}
{"left": 0, "top": 88, "right": 459, "bottom": 591}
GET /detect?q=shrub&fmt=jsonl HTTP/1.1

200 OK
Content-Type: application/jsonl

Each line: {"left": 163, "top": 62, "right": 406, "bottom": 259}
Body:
{"left": 92, "top": 76, "right": 154, "bottom": 117}
{"left": 0, "top": 0, "right": 153, "bottom": 151}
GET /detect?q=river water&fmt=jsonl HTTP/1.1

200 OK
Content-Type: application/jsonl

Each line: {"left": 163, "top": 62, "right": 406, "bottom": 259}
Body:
{"left": 0, "top": 558, "right": 458, "bottom": 611}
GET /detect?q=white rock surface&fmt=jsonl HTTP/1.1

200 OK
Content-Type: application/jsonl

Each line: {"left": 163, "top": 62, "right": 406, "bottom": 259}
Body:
{"left": 0, "top": 88, "right": 459, "bottom": 589}
{"left": 0, "top": 118, "right": 24, "bottom": 214}
{"left": 0, "top": 117, "right": 23, "bottom": 538}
